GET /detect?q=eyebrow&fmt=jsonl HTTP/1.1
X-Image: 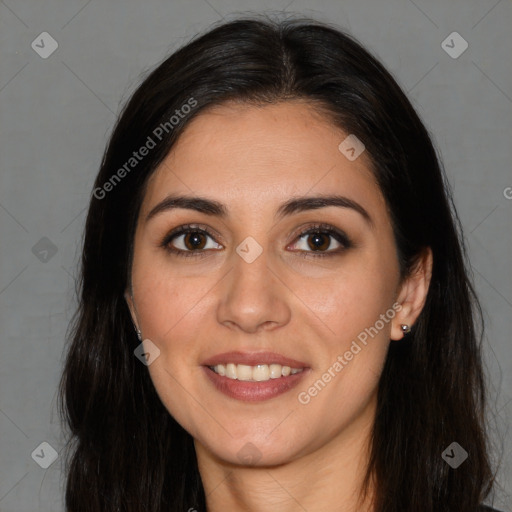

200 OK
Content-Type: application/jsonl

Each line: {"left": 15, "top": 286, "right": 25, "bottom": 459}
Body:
{"left": 145, "top": 194, "right": 374, "bottom": 228}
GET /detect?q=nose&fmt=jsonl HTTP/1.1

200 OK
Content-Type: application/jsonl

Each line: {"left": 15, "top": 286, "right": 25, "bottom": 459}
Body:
{"left": 216, "top": 243, "right": 292, "bottom": 334}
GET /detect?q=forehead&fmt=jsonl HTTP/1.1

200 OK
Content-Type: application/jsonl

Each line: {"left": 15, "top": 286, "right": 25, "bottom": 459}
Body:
{"left": 142, "top": 101, "right": 385, "bottom": 216}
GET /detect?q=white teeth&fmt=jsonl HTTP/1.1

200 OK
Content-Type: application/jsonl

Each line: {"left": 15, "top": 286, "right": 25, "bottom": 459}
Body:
{"left": 226, "top": 363, "right": 237, "bottom": 379}
{"left": 253, "top": 364, "right": 270, "bottom": 381}
{"left": 210, "top": 363, "right": 304, "bottom": 382}
{"left": 269, "top": 364, "right": 282, "bottom": 379}
{"left": 237, "top": 364, "right": 253, "bottom": 380}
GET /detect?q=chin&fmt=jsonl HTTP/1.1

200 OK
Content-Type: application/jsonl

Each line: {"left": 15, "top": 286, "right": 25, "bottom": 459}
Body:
{"left": 197, "top": 430, "right": 309, "bottom": 468}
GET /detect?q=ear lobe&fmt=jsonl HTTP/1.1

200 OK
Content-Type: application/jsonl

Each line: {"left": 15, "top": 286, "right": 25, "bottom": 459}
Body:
{"left": 391, "top": 247, "right": 433, "bottom": 340}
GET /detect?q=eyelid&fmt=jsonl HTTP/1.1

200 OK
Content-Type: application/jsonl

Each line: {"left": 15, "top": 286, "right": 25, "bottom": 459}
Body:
{"left": 159, "top": 223, "right": 223, "bottom": 256}
{"left": 287, "top": 223, "right": 353, "bottom": 254}
{"left": 160, "top": 222, "right": 353, "bottom": 258}
{"left": 161, "top": 223, "right": 221, "bottom": 243}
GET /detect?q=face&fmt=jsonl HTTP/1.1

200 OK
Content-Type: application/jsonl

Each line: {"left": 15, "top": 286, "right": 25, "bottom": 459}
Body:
{"left": 127, "top": 100, "right": 422, "bottom": 467}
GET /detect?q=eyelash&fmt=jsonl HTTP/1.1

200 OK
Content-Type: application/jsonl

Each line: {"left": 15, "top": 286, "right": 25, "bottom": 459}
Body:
{"left": 160, "top": 223, "right": 353, "bottom": 259}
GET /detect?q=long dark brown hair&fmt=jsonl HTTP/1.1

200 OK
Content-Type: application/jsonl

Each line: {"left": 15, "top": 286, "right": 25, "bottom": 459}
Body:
{"left": 58, "top": 15, "right": 497, "bottom": 511}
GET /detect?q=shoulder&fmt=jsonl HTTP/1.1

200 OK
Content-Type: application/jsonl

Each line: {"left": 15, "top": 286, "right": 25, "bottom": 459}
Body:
{"left": 479, "top": 506, "right": 505, "bottom": 512}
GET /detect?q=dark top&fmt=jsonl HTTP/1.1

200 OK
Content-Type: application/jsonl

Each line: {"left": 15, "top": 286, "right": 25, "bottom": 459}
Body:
{"left": 479, "top": 506, "right": 503, "bottom": 512}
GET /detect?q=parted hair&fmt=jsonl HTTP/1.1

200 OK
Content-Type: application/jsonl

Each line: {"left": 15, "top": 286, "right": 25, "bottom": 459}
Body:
{"left": 59, "top": 15, "right": 496, "bottom": 511}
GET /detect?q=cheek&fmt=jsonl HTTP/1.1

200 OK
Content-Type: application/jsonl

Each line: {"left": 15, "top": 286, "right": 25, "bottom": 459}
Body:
{"left": 131, "top": 261, "right": 212, "bottom": 434}
{"left": 295, "top": 256, "right": 398, "bottom": 351}
{"left": 131, "top": 254, "right": 210, "bottom": 346}
{"left": 292, "top": 253, "right": 397, "bottom": 412}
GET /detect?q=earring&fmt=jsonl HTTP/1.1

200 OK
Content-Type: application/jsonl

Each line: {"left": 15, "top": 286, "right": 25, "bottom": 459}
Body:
{"left": 131, "top": 320, "right": 142, "bottom": 341}
{"left": 400, "top": 324, "right": 411, "bottom": 335}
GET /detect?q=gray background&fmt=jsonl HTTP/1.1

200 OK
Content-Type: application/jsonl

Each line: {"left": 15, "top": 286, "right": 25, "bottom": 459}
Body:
{"left": 0, "top": 0, "right": 511, "bottom": 510}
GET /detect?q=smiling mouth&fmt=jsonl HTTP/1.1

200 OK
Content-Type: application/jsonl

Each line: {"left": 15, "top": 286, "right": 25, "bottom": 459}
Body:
{"left": 209, "top": 363, "right": 305, "bottom": 382}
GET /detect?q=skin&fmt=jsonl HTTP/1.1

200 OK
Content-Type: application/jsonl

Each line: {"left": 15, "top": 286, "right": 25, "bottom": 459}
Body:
{"left": 126, "top": 100, "right": 433, "bottom": 512}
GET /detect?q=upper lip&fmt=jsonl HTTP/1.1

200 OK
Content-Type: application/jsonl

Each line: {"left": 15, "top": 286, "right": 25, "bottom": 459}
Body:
{"left": 202, "top": 351, "right": 308, "bottom": 368}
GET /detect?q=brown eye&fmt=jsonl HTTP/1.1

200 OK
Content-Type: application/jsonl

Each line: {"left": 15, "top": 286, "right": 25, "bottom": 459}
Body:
{"left": 288, "top": 224, "right": 353, "bottom": 257}
{"left": 183, "top": 232, "right": 207, "bottom": 250}
{"left": 307, "top": 233, "right": 331, "bottom": 251}
{"left": 161, "top": 225, "right": 223, "bottom": 258}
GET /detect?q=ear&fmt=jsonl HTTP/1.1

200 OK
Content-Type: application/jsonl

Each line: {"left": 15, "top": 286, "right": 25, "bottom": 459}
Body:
{"left": 124, "top": 290, "right": 140, "bottom": 332}
{"left": 390, "top": 247, "right": 433, "bottom": 340}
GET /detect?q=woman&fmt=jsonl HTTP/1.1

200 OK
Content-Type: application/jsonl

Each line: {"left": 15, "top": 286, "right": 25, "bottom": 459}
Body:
{"left": 58, "top": 15, "right": 500, "bottom": 512}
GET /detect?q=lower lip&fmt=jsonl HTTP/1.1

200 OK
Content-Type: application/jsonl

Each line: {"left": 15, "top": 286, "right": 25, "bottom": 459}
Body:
{"left": 203, "top": 366, "right": 310, "bottom": 402}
